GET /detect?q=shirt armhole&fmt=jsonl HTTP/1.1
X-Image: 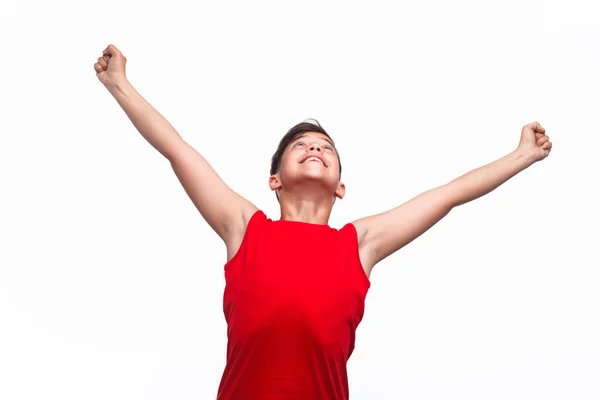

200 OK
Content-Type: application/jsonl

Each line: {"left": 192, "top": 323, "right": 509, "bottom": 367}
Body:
{"left": 345, "top": 222, "right": 372, "bottom": 289}
{"left": 224, "top": 209, "right": 265, "bottom": 271}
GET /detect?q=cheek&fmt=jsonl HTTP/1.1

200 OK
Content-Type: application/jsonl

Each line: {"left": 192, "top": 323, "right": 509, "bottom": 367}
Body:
{"left": 279, "top": 155, "right": 298, "bottom": 177}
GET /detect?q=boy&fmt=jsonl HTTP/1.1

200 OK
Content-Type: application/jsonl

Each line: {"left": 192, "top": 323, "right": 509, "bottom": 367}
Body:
{"left": 94, "top": 44, "right": 552, "bottom": 399}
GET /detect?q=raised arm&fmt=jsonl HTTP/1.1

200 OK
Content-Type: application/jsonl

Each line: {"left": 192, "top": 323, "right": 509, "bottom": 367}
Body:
{"left": 353, "top": 122, "right": 553, "bottom": 274}
{"left": 94, "top": 44, "right": 258, "bottom": 251}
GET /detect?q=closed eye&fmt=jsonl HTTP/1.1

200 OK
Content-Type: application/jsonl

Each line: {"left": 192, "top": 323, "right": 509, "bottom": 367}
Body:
{"left": 295, "top": 141, "right": 333, "bottom": 151}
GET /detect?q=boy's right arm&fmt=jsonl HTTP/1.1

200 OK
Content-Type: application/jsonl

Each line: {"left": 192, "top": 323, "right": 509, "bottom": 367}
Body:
{"left": 167, "top": 140, "right": 259, "bottom": 244}
{"left": 95, "top": 45, "right": 258, "bottom": 246}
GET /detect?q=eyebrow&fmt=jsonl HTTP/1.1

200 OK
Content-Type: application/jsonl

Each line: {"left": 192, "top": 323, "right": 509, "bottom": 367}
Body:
{"left": 294, "top": 134, "right": 335, "bottom": 148}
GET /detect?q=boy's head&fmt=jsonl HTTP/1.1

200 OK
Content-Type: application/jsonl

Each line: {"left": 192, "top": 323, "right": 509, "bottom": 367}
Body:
{"left": 269, "top": 119, "right": 345, "bottom": 203}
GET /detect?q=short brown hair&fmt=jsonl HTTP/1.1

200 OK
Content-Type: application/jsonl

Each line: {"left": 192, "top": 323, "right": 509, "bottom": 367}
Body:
{"left": 270, "top": 119, "right": 342, "bottom": 202}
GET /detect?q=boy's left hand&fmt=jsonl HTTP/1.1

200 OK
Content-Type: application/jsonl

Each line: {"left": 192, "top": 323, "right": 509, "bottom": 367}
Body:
{"left": 517, "top": 121, "right": 553, "bottom": 163}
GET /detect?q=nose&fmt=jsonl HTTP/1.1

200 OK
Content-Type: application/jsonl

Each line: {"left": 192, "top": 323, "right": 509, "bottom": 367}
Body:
{"left": 308, "top": 143, "right": 323, "bottom": 152}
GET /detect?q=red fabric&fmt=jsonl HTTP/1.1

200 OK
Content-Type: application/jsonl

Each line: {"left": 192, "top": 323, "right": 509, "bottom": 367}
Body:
{"left": 217, "top": 210, "right": 371, "bottom": 399}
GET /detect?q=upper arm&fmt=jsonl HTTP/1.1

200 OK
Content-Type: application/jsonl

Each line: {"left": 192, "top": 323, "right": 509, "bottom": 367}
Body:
{"left": 352, "top": 185, "right": 455, "bottom": 269}
{"left": 168, "top": 140, "right": 258, "bottom": 244}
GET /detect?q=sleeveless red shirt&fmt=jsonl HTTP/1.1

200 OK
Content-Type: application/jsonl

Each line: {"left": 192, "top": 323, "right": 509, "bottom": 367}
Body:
{"left": 217, "top": 210, "right": 371, "bottom": 399}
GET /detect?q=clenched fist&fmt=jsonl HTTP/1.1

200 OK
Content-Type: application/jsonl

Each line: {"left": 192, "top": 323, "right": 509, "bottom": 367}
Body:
{"left": 517, "top": 122, "right": 553, "bottom": 163}
{"left": 94, "top": 44, "right": 128, "bottom": 89}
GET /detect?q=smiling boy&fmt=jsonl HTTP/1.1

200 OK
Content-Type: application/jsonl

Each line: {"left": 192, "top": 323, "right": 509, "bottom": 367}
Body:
{"left": 95, "top": 44, "right": 553, "bottom": 399}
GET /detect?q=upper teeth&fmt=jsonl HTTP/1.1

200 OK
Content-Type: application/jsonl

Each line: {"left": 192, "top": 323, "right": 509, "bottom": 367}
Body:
{"left": 303, "top": 157, "right": 323, "bottom": 164}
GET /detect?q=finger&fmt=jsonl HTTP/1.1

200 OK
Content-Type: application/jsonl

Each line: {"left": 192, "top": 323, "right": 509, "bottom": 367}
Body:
{"left": 97, "top": 56, "right": 108, "bottom": 69}
{"left": 541, "top": 141, "right": 552, "bottom": 150}
{"left": 537, "top": 135, "right": 550, "bottom": 146}
{"left": 103, "top": 54, "right": 110, "bottom": 63}
{"left": 94, "top": 63, "right": 103, "bottom": 73}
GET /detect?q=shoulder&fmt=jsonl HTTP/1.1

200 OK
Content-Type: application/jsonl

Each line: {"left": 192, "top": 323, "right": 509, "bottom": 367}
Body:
{"left": 225, "top": 206, "right": 264, "bottom": 263}
{"left": 242, "top": 205, "right": 264, "bottom": 229}
{"left": 347, "top": 218, "right": 370, "bottom": 245}
{"left": 343, "top": 219, "right": 376, "bottom": 277}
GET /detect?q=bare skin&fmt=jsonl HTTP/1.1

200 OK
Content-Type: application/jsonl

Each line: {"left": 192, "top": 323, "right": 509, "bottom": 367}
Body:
{"left": 95, "top": 44, "right": 553, "bottom": 280}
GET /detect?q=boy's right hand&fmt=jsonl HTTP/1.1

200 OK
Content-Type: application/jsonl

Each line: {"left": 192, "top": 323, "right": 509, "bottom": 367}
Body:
{"left": 94, "top": 44, "right": 128, "bottom": 89}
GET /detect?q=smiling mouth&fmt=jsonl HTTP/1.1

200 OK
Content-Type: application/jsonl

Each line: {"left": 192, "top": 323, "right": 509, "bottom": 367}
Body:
{"left": 301, "top": 157, "right": 325, "bottom": 166}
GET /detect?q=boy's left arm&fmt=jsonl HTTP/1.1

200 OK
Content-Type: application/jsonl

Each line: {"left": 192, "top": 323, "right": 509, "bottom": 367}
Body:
{"left": 353, "top": 122, "right": 552, "bottom": 269}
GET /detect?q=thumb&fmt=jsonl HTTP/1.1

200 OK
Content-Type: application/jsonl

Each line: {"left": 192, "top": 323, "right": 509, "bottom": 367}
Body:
{"left": 527, "top": 121, "right": 545, "bottom": 134}
{"left": 103, "top": 44, "right": 124, "bottom": 59}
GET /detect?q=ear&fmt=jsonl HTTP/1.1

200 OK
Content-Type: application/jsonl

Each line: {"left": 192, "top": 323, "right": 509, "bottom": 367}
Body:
{"left": 335, "top": 181, "right": 346, "bottom": 200}
{"left": 269, "top": 174, "right": 282, "bottom": 192}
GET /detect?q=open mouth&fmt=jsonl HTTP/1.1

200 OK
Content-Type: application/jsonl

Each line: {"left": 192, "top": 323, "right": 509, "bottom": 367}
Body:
{"left": 301, "top": 156, "right": 325, "bottom": 166}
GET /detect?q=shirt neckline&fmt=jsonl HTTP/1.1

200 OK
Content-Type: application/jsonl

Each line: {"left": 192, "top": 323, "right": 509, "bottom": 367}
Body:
{"left": 275, "top": 218, "right": 333, "bottom": 229}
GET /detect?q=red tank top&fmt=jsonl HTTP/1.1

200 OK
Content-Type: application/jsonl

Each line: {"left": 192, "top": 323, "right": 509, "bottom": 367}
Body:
{"left": 217, "top": 210, "right": 371, "bottom": 399}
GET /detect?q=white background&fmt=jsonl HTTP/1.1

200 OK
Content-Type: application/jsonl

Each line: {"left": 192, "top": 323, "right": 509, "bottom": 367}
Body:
{"left": 1, "top": 0, "right": 598, "bottom": 399}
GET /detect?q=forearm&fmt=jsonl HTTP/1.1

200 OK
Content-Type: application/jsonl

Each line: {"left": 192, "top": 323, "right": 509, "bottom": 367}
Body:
{"left": 447, "top": 149, "right": 536, "bottom": 207}
{"left": 107, "top": 79, "right": 185, "bottom": 160}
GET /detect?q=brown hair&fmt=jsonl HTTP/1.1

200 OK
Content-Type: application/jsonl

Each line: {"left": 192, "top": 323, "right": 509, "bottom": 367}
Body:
{"left": 270, "top": 119, "right": 342, "bottom": 202}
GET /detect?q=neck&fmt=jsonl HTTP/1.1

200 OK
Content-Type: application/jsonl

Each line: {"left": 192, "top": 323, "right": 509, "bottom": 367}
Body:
{"left": 278, "top": 191, "right": 334, "bottom": 225}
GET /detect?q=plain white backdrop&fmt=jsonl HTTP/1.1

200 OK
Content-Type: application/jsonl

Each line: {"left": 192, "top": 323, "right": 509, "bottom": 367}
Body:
{"left": 1, "top": 0, "right": 598, "bottom": 399}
